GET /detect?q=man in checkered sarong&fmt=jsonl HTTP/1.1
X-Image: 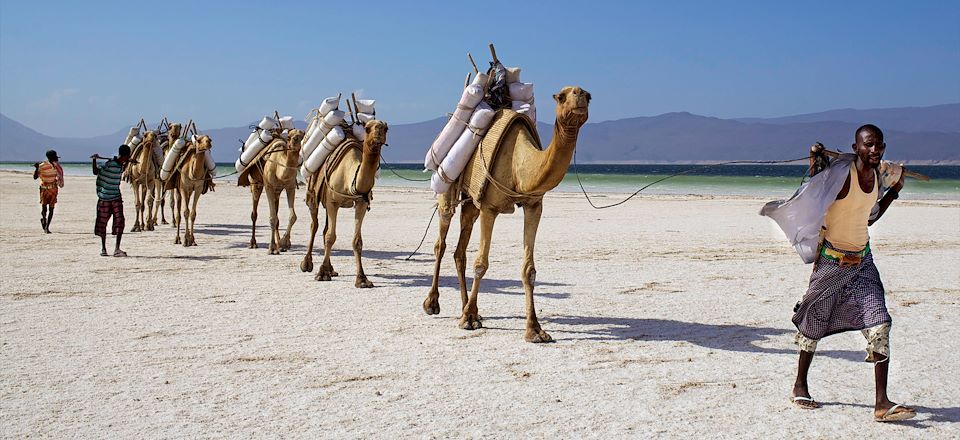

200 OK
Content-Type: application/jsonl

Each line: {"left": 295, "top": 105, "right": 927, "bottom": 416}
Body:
{"left": 92, "top": 145, "right": 131, "bottom": 257}
{"left": 761, "top": 124, "right": 915, "bottom": 422}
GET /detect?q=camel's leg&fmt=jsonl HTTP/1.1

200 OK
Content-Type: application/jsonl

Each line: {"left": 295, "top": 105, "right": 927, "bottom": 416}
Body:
{"left": 460, "top": 208, "right": 497, "bottom": 330}
{"left": 188, "top": 190, "right": 200, "bottom": 246}
{"left": 352, "top": 202, "right": 373, "bottom": 288}
{"left": 249, "top": 184, "right": 263, "bottom": 249}
{"left": 300, "top": 194, "right": 319, "bottom": 273}
{"left": 145, "top": 180, "right": 157, "bottom": 231}
{"left": 267, "top": 188, "right": 281, "bottom": 255}
{"left": 422, "top": 200, "right": 456, "bottom": 315}
{"left": 131, "top": 182, "right": 142, "bottom": 232}
{"left": 180, "top": 188, "right": 190, "bottom": 247}
{"left": 159, "top": 189, "right": 168, "bottom": 224}
{"left": 169, "top": 190, "right": 179, "bottom": 227}
{"left": 280, "top": 186, "right": 296, "bottom": 252}
{"left": 520, "top": 201, "right": 551, "bottom": 343}
{"left": 316, "top": 201, "right": 339, "bottom": 281}
{"left": 453, "top": 203, "right": 481, "bottom": 313}
{"left": 173, "top": 189, "right": 182, "bottom": 244}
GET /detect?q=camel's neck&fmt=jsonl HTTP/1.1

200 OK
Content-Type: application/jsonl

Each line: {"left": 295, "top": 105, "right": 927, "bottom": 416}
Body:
{"left": 275, "top": 146, "right": 300, "bottom": 181}
{"left": 354, "top": 141, "right": 381, "bottom": 195}
{"left": 518, "top": 120, "right": 581, "bottom": 194}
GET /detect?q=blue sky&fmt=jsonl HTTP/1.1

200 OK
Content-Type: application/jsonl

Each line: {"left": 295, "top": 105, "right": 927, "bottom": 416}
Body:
{"left": 1, "top": 0, "right": 957, "bottom": 137}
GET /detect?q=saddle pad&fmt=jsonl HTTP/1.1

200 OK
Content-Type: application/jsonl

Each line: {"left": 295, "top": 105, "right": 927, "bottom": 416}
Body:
{"left": 461, "top": 109, "right": 541, "bottom": 206}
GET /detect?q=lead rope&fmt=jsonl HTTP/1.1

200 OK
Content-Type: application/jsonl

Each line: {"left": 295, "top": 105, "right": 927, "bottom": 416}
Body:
{"left": 572, "top": 147, "right": 812, "bottom": 209}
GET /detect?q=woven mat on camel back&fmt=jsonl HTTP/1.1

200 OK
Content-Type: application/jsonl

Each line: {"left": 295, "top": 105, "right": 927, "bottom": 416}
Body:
{"left": 460, "top": 109, "right": 541, "bottom": 208}
{"left": 312, "top": 137, "right": 364, "bottom": 208}
{"left": 237, "top": 138, "right": 286, "bottom": 187}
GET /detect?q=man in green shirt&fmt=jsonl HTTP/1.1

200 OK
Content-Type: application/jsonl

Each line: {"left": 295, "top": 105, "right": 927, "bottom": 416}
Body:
{"left": 92, "top": 145, "right": 131, "bottom": 256}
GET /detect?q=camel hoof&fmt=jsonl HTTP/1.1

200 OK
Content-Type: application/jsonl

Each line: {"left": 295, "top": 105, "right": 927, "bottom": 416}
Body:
{"left": 316, "top": 265, "right": 335, "bottom": 281}
{"left": 249, "top": 241, "right": 258, "bottom": 249}
{"left": 355, "top": 277, "right": 374, "bottom": 288}
{"left": 280, "top": 237, "right": 291, "bottom": 250}
{"left": 146, "top": 224, "right": 154, "bottom": 231}
{"left": 459, "top": 314, "right": 482, "bottom": 330}
{"left": 161, "top": 220, "right": 169, "bottom": 225}
{"left": 300, "top": 259, "right": 313, "bottom": 273}
{"left": 423, "top": 294, "right": 440, "bottom": 315}
{"left": 269, "top": 249, "right": 280, "bottom": 255}
{"left": 130, "top": 225, "right": 140, "bottom": 232}
{"left": 174, "top": 237, "right": 181, "bottom": 244}
{"left": 524, "top": 329, "right": 554, "bottom": 343}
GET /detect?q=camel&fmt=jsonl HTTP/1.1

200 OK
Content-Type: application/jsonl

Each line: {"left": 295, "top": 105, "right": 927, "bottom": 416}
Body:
{"left": 126, "top": 130, "right": 162, "bottom": 231}
{"left": 159, "top": 123, "right": 182, "bottom": 226}
{"left": 170, "top": 134, "right": 213, "bottom": 246}
{"left": 300, "top": 120, "right": 389, "bottom": 288}
{"left": 422, "top": 86, "right": 591, "bottom": 343}
{"left": 240, "top": 129, "right": 304, "bottom": 254}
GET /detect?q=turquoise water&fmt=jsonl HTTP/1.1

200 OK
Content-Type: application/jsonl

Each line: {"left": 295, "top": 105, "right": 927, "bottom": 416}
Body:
{"left": 4, "top": 162, "right": 958, "bottom": 200}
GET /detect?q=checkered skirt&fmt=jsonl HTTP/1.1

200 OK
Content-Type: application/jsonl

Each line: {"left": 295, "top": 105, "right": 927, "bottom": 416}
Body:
{"left": 95, "top": 199, "right": 124, "bottom": 237}
{"left": 791, "top": 242, "right": 891, "bottom": 340}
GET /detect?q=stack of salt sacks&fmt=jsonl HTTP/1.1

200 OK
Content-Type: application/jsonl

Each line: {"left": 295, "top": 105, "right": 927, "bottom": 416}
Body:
{"left": 425, "top": 68, "right": 537, "bottom": 194}
{"left": 161, "top": 129, "right": 218, "bottom": 181}
{"left": 125, "top": 124, "right": 164, "bottom": 164}
{"left": 299, "top": 97, "right": 350, "bottom": 178}
{"left": 234, "top": 115, "right": 297, "bottom": 173}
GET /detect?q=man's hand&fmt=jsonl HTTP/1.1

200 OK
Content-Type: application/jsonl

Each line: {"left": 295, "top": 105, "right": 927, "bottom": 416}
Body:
{"left": 33, "top": 162, "right": 40, "bottom": 168}
{"left": 90, "top": 154, "right": 103, "bottom": 160}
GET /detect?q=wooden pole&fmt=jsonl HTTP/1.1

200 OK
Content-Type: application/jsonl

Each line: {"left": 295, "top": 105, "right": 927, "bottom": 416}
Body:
{"left": 488, "top": 43, "right": 499, "bottom": 64}
{"left": 351, "top": 93, "right": 361, "bottom": 124}
{"left": 464, "top": 72, "right": 472, "bottom": 89}
{"left": 467, "top": 53, "right": 479, "bottom": 73}
{"left": 346, "top": 100, "right": 356, "bottom": 125}
{"left": 812, "top": 142, "right": 930, "bottom": 181}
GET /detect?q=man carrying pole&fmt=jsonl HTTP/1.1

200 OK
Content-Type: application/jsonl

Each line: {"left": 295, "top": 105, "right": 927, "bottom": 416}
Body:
{"left": 761, "top": 124, "right": 916, "bottom": 422}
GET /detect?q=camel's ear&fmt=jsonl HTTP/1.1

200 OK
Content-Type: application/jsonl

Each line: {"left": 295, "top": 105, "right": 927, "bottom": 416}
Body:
{"left": 553, "top": 92, "right": 566, "bottom": 104}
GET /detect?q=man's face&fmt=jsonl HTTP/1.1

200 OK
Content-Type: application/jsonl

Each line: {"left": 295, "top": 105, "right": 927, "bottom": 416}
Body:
{"left": 854, "top": 129, "right": 885, "bottom": 168}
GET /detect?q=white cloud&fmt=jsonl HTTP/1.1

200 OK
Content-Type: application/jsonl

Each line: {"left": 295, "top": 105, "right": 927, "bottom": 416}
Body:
{"left": 26, "top": 88, "right": 79, "bottom": 113}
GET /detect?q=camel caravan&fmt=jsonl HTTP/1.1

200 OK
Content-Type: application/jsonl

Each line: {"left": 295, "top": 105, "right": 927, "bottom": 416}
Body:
{"left": 422, "top": 45, "right": 591, "bottom": 343}
{"left": 121, "top": 118, "right": 167, "bottom": 231}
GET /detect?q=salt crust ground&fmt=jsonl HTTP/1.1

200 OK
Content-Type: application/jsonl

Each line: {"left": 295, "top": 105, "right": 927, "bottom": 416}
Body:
{"left": 1, "top": 171, "right": 957, "bottom": 438}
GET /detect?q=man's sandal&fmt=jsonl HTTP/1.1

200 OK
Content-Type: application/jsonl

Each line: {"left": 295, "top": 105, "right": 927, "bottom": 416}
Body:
{"left": 790, "top": 396, "right": 820, "bottom": 409}
{"left": 874, "top": 404, "right": 916, "bottom": 422}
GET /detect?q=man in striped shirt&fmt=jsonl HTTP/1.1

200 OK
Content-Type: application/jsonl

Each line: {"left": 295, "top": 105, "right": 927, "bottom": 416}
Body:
{"left": 32, "top": 149, "right": 64, "bottom": 234}
{"left": 92, "top": 145, "right": 131, "bottom": 257}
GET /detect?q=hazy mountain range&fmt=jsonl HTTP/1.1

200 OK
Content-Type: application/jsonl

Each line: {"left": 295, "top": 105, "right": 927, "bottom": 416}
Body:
{"left": 2, "top": 103, "right": 958, "bottom": 164}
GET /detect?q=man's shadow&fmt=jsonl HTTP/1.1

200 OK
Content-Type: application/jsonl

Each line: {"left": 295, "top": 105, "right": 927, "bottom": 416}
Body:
{"left": 545, "top": 315, "right": 863, "bottom": 361}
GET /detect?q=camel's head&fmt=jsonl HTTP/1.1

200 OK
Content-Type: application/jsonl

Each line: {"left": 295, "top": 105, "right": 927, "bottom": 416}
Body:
{"left": 363, "top": 120, "right": 389, "bottom": 150}
{"left": 142, "top": 130, "right": 157, "bottom": 145}
{"left": 194, "top": 135, "right": 213, "bottom": 152}
{"left": 168, "top": 123, "right": 182, "bottom": 141}
{"left": 553, "top": 86, "right": 591, "bottom": 127}
{"left": 286, "top": 129, "right": 305, "bottom": 155}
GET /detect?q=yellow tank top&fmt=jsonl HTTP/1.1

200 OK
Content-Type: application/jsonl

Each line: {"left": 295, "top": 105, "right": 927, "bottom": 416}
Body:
{"left": 824, "top": 165, "right": 876, "bottom": 251}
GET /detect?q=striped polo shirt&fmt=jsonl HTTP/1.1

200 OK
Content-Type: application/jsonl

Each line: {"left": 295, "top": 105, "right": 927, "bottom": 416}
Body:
{"left": 95, "top": 159, "right": 124, "bottom": 201}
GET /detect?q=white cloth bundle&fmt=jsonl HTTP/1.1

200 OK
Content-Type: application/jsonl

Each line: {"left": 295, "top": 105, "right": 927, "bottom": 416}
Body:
{"left": 302, "top": 110, "right": 345, "bottom": 159}
{"left": 235, "top": 129, "right": 274, "bottom": 172}
{"left": 505, "top": 67, "right": 521, "bottom": 83}
{"left": 303, "top": 126, "right": 346, "bottom": 175}
{"left": 357, "top": 112, "right": 375, "bottom": 124}
{"left": 424, "top": 73, "right": 489, "bottom": 171}
{"left": 161, "top": 138, "right": 188, "bottom": 181}
{"left": 151, "top": 137, "right": 164, "bottom": 165}
{"left": 204, "top": 149, "right": 216, "bottom": 173}
{"left": 279, "top": 116, "right": 295, "bottom": 129}
{"left": 508, "top": 82, "right": 534, "bottom": 101}
{"left": 124, "top": 127, "right": 140, "bottom": 145}
{"left": 430, "top": 102, "right": 495, "bottom": 194}
{"left": 128, "top": 135, "right": 142, "bottom": 148}
{"left": 258, "top": 117, "right": 278, "bottom": 130}
{"left": 509, "top": 81, "right": 537, "bottom": 123}
{"left": 319, "top": 96, "right": 340, "bottom": 117}
{"left": 352, "top": 123, "right": 366, "bottom": 142}
{"left": 355, "top": 99, "right": 375, "bottom": 114}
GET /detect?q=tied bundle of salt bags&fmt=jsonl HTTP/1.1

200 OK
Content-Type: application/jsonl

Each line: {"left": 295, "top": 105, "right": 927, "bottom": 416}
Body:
{"left": 161, "top": 137, "right": 188, "bottom": 181}
{"left": 303, "top": 125, "right": 347, "bottom": 175}
{"left": 424, "top": 72, "right": 490, "bottom": 171}
{"left": 430, "top": 102, "right": 496, "bottom": 194}
{"left": 279, "top": 115, "right": 295, "bottom": 130}
{"left": 124, "top": 126, "right": 143, "bottom": 148}
{"left": 235, "top": 125, "right": 275, "bottom": 172}
{"left": 507, "top": 69, "right": 536, "bottom": 123}
{"left": 302, "top": 97, "right": 345, "bottom": 160}
{"left": 353, "top": 99, "right": 377, "bottom": 141}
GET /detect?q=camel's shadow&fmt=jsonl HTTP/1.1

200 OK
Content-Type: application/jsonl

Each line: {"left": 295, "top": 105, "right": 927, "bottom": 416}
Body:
{"left": 545, "top": 315, "right": 862, "bottom": 361}
{"left": 377, "top": 274, "right": 571, "bottom": 299}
